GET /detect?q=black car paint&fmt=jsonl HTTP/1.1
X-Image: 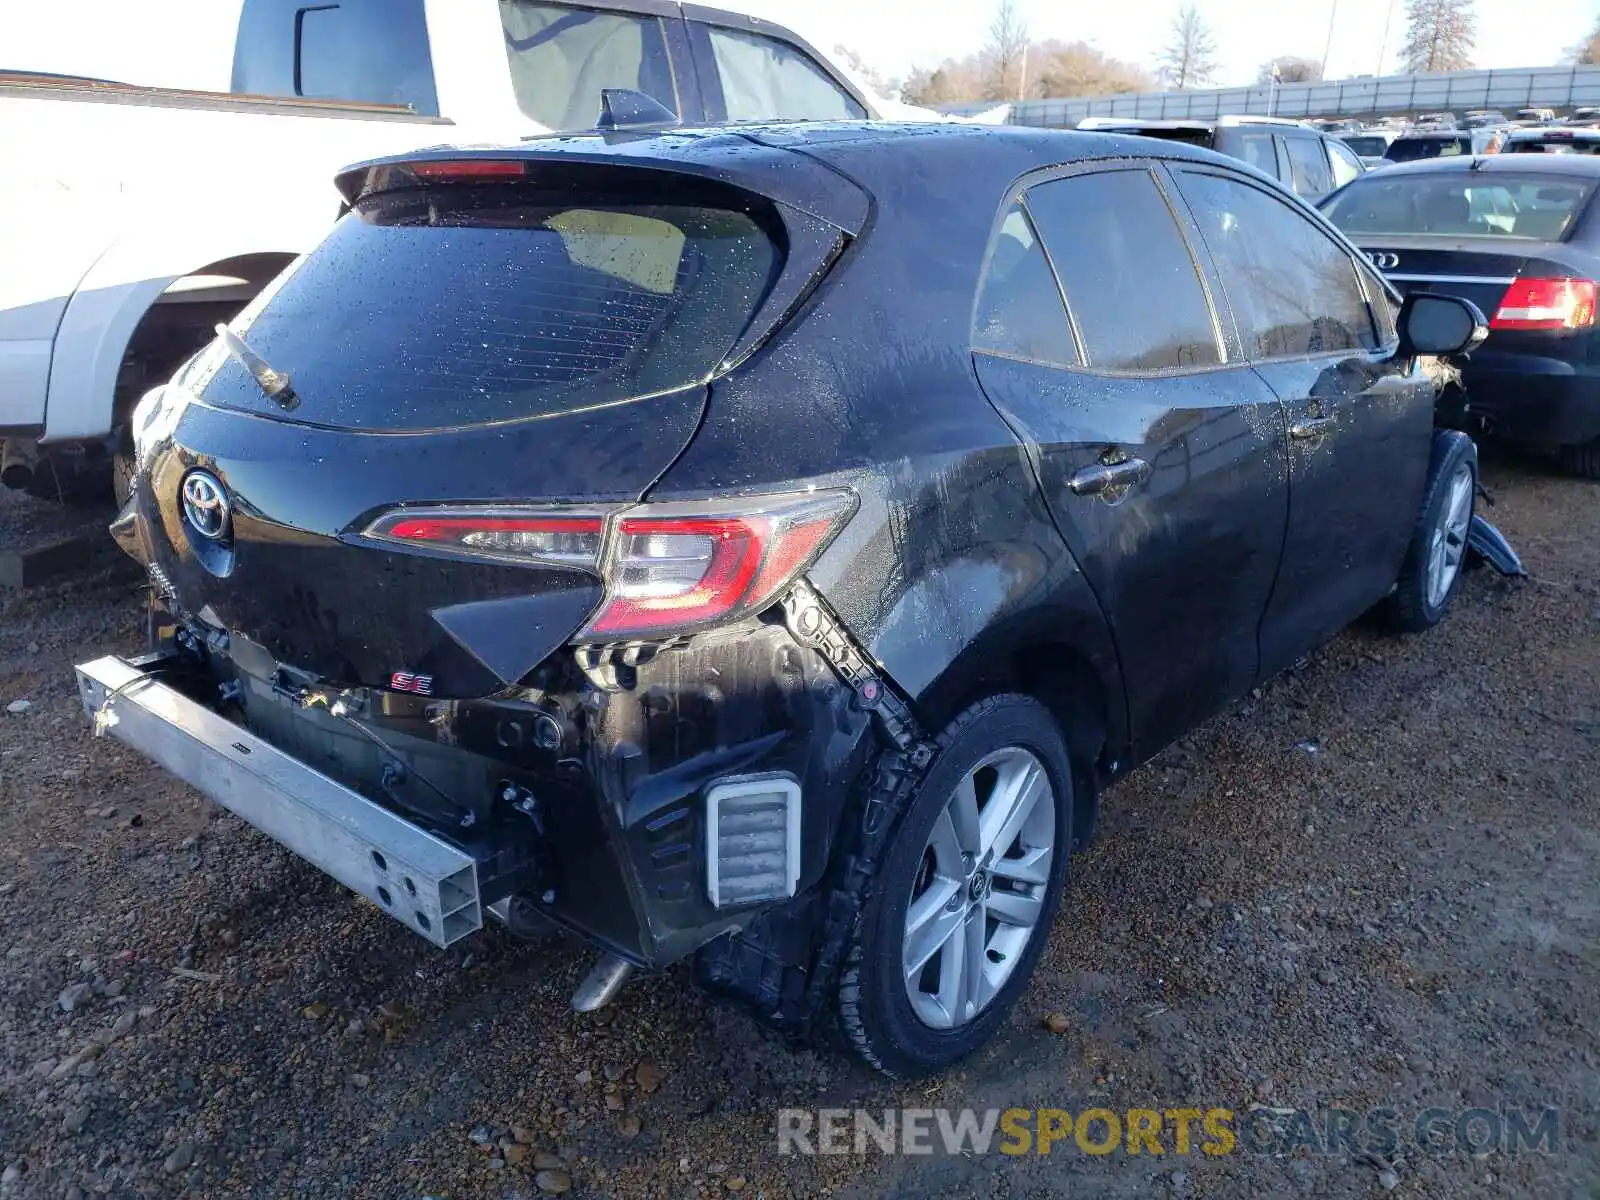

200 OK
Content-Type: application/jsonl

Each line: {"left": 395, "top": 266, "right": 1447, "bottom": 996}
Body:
{"left": 1322, "top": 155, "right": 1600, "bottom": 448}
{"left": 117, "top": 123, "right": 1439, "bottom": 980}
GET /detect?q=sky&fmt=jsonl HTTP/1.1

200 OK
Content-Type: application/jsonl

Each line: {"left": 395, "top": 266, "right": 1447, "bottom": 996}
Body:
{"left": 5, "top": 0, "right": 1595, "bottom": 94}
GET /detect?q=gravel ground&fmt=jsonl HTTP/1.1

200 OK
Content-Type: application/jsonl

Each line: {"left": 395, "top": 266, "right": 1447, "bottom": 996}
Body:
{"left": 0, "top": 454, "right": 1596, "bottom": 1200}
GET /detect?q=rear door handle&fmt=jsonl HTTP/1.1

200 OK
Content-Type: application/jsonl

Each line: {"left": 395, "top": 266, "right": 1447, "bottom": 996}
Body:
{"left": 1068, "top": 457, "right": 1152, "bottom": 497}
{"left": 1289, "top": 416, "right": 1337, "bottom": 440}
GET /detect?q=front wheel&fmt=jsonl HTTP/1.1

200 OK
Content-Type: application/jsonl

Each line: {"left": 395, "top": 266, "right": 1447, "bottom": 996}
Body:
{"left": 1387, "top": 431, "right": 1477, "bottom": 633}
{"left": 837, "top": 694, "right": 1073, "bottom": 1078}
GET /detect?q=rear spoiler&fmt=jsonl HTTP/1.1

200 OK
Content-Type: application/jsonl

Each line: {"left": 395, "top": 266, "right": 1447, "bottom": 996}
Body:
{"left": 333, "top": 135, "right": 871, "bottom": 236}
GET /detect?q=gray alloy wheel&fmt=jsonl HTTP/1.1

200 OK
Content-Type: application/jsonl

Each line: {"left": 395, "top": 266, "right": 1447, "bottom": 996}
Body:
{"left": 901, "top": 745, "right": 1056, "bottom": 1030}
{"left": 1426, "top": 462, "right": 1474, "bottom": 610}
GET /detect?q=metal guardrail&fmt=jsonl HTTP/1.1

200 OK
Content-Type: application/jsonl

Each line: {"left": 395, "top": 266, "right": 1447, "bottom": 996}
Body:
{"left": 940, "top": 66, "right": 1600, "bottom": 127}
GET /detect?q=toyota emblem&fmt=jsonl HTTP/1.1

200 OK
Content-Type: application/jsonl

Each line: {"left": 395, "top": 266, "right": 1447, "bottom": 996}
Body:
{"left": 181, "top": 470, "right": 231, "bottom": 541}
{"left": 1368, "top": 251, "right": 1400, "bottom": 271}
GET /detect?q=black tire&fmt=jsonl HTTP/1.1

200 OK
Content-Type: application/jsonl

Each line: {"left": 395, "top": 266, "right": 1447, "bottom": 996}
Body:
{"left": 1387, "top": 431, "right": 1477, "bottom": 633}
{"left": 1558, "top": 436, "right": 1600, "bottom": 480}
{"left": 837, "top": 694, "right": 1073, "bottom": 1078}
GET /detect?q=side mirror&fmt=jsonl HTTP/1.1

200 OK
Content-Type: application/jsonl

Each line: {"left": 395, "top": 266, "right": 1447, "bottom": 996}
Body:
{"left": 1398, "top": 293, "right": 1489, "bottom": 356}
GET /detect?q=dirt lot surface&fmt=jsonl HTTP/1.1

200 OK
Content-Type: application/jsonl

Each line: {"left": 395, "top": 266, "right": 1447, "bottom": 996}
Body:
{"left": 0, "top": 455, "right": 1596, "bottom": 1200}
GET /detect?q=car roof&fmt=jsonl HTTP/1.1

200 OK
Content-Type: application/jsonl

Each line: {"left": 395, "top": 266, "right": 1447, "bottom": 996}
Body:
{"left": 1348, "top": 153, "right": 1600, "bottom": 179}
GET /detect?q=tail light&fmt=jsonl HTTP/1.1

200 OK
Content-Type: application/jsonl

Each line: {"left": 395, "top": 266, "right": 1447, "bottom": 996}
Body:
{"left": 1490, "top": 277, "right": 1598, "bottom": 331}
{"left": 364, "top": 512, "right": 605, "bottom": 567}
{"left": 361, "top": 491, "right": 856, "bottom": 641}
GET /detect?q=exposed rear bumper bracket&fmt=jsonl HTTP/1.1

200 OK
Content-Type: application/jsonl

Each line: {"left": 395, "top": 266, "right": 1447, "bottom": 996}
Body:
{"left": 75, "top": 655, "right": 482, "bottom": 947}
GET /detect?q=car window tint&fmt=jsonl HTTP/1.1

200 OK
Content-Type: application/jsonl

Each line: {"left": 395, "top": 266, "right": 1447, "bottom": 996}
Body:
{"left": 1025, "top": 171, "right": 1221, "bottom": 371}
{"left": 1328, "top": 139, "right": 1364, "bottom": 189}
{"left": 1235, "top": 131, "right": 1281, "bottom": 178}
{"left": 499, "top": 1, "right": 677, "bottom": 131}
{"left": 972, "top": 205, "right": 1077, "bottom": 366}
{"left": 1284, "top": 136, "right": 1334, "bottom": 196}
{"left": 1179, "top": 171, "right": 1378, "bottom": 358}
{"left": 232, "top": 0, "right": 439, "bottom": 114}
{"left": 705, "top": 26, "right": 865, "bottom": 121}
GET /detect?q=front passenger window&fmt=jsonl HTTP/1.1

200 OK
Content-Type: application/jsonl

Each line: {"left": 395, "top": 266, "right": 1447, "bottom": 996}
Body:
{"left": 1177, "top": 170, "right": 1379, "bottom": 358}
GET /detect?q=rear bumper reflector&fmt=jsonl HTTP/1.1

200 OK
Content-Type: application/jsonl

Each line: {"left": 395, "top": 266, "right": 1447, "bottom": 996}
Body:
{"left": 75, "top": 655, "right": 482, "bottom": 947}
{"left": 704, "top": 773, "right": 801, "bottom": 909}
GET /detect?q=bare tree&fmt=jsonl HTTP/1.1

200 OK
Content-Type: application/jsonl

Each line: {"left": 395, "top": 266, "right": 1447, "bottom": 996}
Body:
{"left": 1570, "top": 15, "right": 1600, "bottom": 65}
{"left": 1400, "top": 0, "right": 1476, "bottom": 74}
{"left": 1258, "top": 56, "right": 1324, "bottom": 84}
{"left": 903, "top": 33, "right": 1156, "bottom": 108}
{"left": 983, "top": 0, "right": 1031, "bottom": 101}
{"left": 1158, "top": 4, "right": 1219, "bottom": 90}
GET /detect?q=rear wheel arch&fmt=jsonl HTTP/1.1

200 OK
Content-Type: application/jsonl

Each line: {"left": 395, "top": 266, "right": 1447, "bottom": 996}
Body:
{"left": 911, "top": 634, "right": 1122, "bottom": 852}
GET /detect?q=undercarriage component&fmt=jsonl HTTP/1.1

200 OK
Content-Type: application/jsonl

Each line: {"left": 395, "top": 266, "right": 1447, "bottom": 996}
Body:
{"left": 1467, "top": 513, "right": 1528, "bottom": 578}
{"left": 705, "top": 773, "right": 802, "bottom": 908}
{"left": 1, "top": 437, "right": 39, "bottom": 490}
{"left": 571, "top": 952, "right": 635, "bottom": 1012}
{"left": 694, "top": 583, "right": 934, "bottom": 1035}
{"left": 76, "top": 655, "right": 484, "bottom": 947}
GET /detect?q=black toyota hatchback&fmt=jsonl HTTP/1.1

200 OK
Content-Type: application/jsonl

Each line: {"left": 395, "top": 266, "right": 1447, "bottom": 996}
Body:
{"left": 89, "top": 123, "right": 1486, "bottom": 1077}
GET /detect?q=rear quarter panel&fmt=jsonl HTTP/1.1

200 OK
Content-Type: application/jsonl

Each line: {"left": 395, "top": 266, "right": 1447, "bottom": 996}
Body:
{"left": 650, "top": 132, "right": 1126, "bottom": 752}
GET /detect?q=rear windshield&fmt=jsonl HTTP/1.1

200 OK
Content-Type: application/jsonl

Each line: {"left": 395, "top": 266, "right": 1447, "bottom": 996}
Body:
{"left": 1384, "top": 136, "right": 1470, "bottom": 162}
{"left": 1323, "top": 174, "right": 1593, "bottom": 240}
{"left": 188, "top": 179, "right": 782, "bottom": 431}
{"left": 1342, "top": 136, "right": 1390, "bottom": 157}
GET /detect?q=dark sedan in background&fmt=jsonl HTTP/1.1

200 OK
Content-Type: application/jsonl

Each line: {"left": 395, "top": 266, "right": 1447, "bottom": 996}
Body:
{"left": 1324, "top": 154, "right": 1600, "bottom": 476}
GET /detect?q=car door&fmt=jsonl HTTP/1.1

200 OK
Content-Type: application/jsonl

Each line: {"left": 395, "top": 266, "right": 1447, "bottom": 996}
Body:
{"left": 1170, "top": 166, "right": 1435, "bottom": 678}
{"left": 682, "top": 7, "right": 870, "bottom": 122}
{"left": 969, "top": 162, "right": 1291, "bottom": 762}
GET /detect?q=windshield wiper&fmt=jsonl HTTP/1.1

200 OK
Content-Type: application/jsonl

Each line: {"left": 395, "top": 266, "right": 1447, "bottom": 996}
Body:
{"left": 214, "top": 325, "right": 298, "bottom": 410}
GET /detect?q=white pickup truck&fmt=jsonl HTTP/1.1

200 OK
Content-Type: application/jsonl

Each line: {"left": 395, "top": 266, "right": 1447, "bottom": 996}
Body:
{"left": 0, "top": 0, "right": 918, "bottom": 501}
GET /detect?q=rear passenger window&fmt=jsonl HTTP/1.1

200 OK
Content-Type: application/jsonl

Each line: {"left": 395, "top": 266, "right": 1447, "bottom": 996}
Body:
{"left": 1235, "top": 132, "right": 1281, "bottom": 179}
{"left": 704, "top": 26, "right": 866, "bottom": 122}
{"left": 1025, "top": 170, "right": 1221, "bottom": 371}
{"left": 1177, "top": 171, "right": 1379, "bottom": 358}
{"left": 972, "top": 205, "right": 1076, "bottom": 366}
{"left": 1284, "top": 136, "right": 1334, "bottom": 196}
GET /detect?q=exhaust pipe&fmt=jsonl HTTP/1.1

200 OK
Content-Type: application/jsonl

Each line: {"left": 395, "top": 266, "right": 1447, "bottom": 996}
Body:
{"left": 1, "top": 438, "right": 39, "bottom": 491}
{"left": 571, "top": 952, "right": 635, "bottom": 1012}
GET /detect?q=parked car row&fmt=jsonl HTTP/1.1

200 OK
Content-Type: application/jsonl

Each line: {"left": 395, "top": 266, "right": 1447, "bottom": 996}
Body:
{"left": 1075, "top": 115, "right": 1364, "bottom": 201}
{"left": 80, "top": 107, "right": 1493, "bottom": 1078}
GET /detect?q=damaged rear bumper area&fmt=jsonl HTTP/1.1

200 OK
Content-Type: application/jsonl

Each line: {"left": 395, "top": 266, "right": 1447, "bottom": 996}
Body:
{"left": 77, "top": 655, "right": 484, "bottom": 947}
{"left": 75, "top": 606, "right": 884, "bottom": 972}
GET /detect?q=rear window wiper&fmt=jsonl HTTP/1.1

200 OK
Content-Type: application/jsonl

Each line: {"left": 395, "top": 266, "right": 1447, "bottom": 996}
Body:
{"left": 214, "top": 325, "right": 298, "bottom": 411}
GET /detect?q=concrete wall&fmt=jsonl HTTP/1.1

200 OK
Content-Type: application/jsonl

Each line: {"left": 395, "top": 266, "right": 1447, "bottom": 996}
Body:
{"left": 939, "top": 66, "right": 1600, "bottom": 127}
